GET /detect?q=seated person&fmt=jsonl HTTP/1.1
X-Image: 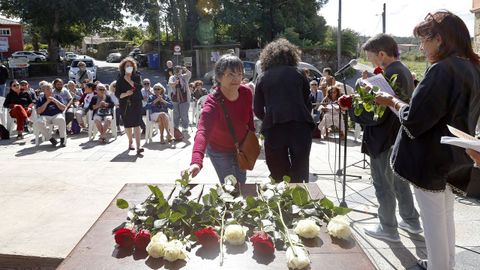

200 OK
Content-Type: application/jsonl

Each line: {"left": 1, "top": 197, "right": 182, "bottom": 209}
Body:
{"left": 67, "top": 80, "right": 83, "bottom": 104}
{"left": 75, "top": 83, "right": 96, "bottom": 129}
{"left": 309, "top": 80, "right": 324, "bottom": 123}
{"left": 19, "top": 80, "right": 37, "bottom": 103}
{"left": 191, "top": 80, "right": 208, "bottom": 101}
{"left": 34, "top": 82, "right": 67, "bottom": 147}
{"left": 317, "top": 85, "right": 344, "bottom": 139}
{"left": 53, "top": 78, "right": 74, "bottom": 127}
{"left": 3, "top": 80, "right": 33, "bottom": 139}
{"left": 108, "top": 81, "right": 122, "bottom": 133}
{"left": 89, "top": 83, "right": 114, "bottom": 143}
{"left": 146, "top": 83, "right": 173, "bottom": 144}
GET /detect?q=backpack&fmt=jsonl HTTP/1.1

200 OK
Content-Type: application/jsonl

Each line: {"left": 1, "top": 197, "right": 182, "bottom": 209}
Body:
{"left": 70, "top": 119, "right": 81, "bottom": 135}
{"left": 0, "top": 124, "right": 9, "bottom": 140}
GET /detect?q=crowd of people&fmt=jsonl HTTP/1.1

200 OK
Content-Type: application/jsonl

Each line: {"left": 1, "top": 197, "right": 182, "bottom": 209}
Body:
{"left": 1, "top": 10, "right": 480, "bottom": 270}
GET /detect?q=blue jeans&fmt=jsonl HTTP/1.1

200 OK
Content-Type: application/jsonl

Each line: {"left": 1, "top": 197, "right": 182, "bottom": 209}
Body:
{"left": 0, "top": 84, "right": 5, "bottom": 97}
{"left": 207, "top": 146, "right": 246, "bottom": 184}
{"left": 173, "top": 101, "right": 189, "bottom": 130}
{"left": 370, "top": 148, "right": 420, "bottom": 233}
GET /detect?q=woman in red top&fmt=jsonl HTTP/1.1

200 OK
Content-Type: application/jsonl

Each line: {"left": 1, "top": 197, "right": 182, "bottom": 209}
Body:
{"left": 188, "top": 55, "right": 254, "bottom": 183}
{"left": 3, "top": 80, "right": 33, "bottom": 139}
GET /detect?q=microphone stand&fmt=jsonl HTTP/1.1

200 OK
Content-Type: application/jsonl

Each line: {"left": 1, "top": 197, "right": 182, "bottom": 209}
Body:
{"left": 336, "top": 71, "right": 377, "bottom": 216}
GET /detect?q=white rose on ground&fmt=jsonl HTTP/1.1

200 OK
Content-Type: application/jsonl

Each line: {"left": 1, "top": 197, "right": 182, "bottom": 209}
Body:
{"left": 262, "top": 189, "right": 275, "bottom": 200}
{"left": 224, "top": 175, "right": 237, "bottom": 186}
{"left": 286, "top": 245, "right": 310, "bottom": 269}
{"left": 163, "top": 240, "right": 188, "bottom": 262}
{"left": 327, "top": 215, "right": 352, "bottom": 240}
{"left": 146, "top": 232, "right": 168, "bottom": 258}
{"left": 224, "top": 224, "right": 247, "bottom": 245}
{"left": 294, "top": 219, "right": 320, "bottom": 239}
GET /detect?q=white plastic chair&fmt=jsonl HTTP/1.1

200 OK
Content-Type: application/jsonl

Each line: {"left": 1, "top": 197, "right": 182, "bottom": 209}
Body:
{"left": 145, "top": 109, "right": 174, "bottom": 143}
{"left": 193, "top": 95, "right": 208, "bottom": 127}
{"left": 31, "top": 106, "right": 67, "bottom": 146}
{"left": 0, "top": 97, "right": 6, "bottom": 126}
{"left": 87, "top": 107, "right": 117, "bottom": 141}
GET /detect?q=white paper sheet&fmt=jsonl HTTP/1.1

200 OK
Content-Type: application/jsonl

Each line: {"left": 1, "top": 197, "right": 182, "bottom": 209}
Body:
{"left": 362, "top": 74, "right": 397, "bottom": 97}
{"left": 440, "top": 125, "right": 480, "bottom": 151}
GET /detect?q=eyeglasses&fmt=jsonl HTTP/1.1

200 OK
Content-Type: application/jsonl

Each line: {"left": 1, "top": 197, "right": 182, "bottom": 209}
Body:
{"left": 12, "top": 84, "right": 19, "bottom": 87}
{"left": 143, "top": 82, "right": 150, "bottom": 85}
{"left": 98, "top": 89, "right": 106, "bottom": 91}
{"left": 310, "top": 83, "right": 318, "bottom": 86}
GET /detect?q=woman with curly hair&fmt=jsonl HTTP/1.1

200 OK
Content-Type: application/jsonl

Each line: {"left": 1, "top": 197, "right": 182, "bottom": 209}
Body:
{"left": 254, "top": 38, "right": 314, "bottom": 183}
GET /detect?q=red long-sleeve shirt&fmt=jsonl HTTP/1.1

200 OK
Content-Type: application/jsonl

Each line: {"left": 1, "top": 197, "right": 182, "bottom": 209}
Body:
{"left": 191, "top": 85, "right": 255, "bottom": 168}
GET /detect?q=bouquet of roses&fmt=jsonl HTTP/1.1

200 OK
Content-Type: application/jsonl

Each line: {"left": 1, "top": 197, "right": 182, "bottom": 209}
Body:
{"left": 338, "top": 66, "right": 408, "bottom": 121}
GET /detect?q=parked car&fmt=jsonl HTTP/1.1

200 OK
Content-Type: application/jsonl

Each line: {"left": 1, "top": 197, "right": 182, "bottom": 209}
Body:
{"left": 106, "top": 52, "right": 122, "bottom": 63}
{"left": 68, "top": 56, "right": 97, "bottom": 82}
{"left": 252, "top": 60, "right": 322, "bottom": 84}
{"left": 11, "top": 51, "right": 46, "bottom": 62}
{"left": 128, "top": 48, "right": 141, "bottom": 57}
{"left": 65, "top": 53, "right": 78, "bottom": 62}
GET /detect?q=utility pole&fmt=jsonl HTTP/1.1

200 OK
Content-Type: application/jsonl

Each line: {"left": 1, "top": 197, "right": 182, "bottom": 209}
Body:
{"left": 337, "top": 0, "right": 342, "bottom": 69}
{"left": 382, "top": 3, "right": 386, "bottom": 33}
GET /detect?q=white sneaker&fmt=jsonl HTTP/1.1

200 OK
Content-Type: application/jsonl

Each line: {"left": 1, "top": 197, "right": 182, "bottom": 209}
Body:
{"left": 364, "top": 224, "right": 401, "bottom": 243}
{"left": 398, "top": 220, "right": 423, "bottom": 234}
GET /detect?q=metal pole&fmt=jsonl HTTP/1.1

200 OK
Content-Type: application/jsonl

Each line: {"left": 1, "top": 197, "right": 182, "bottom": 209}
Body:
{"left": 337, "top": 0, "right": 342, "bottom": 70}
{"left": 382, "top": 3, "right": 386, "bottom": 33}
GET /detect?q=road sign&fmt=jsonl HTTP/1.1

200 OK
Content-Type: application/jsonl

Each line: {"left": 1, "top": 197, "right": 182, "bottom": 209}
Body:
{"left": 0, "top": 37, "right": 8, "bottom": 52}
{"left": 174, "top": 45, "right": 181, "bottom": 52}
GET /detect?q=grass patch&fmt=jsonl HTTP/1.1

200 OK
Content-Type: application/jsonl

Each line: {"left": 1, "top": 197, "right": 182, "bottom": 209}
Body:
{"left": 358, "top": 57, "right": 429, "bottom": 80}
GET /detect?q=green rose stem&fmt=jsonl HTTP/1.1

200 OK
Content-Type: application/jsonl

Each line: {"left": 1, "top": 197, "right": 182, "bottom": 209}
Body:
{"left": 220, "top": 206, "right": 227, "bottom": 266}
{"left": 276, "top": 201, "right": 297, "bottom": 257}
{"left": 302, "top": 183, "right": 331, "bottom": 222}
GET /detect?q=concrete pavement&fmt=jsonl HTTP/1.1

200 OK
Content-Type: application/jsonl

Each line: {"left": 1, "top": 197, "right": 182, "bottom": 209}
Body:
{"left": 0, "top": 127, "right": 479, "bottom": 269}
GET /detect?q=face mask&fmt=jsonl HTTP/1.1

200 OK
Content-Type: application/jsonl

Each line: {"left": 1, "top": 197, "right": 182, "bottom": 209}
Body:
{"left": 125, "top": 66, "right": 133, "bottom": 74}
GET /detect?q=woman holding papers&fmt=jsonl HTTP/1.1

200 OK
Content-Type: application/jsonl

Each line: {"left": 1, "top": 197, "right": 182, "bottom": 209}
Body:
{"left": 376, "top": 11, "right": 480, "bottom": 270}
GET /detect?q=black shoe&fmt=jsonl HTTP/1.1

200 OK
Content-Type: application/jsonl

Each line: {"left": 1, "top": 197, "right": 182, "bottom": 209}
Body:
{"left": 141, "top": 129, "right": 146, "bottom": 135}
{"left": 49, "top": 138, "right": 58, "bottom": 146}
{"left": 137, "top": 148, "right": 144, "bottom": 154}
{"left": 59, "top": 138, "right": 66, "bottom": 147}
{"left": 24, "top": 126, "right": 29, "bottom": 133}
{"left": 416, "top": 259, "right": 427, "bottom": 269}
{"left": 17, "top": 133, "right": 23, "bottom": 140}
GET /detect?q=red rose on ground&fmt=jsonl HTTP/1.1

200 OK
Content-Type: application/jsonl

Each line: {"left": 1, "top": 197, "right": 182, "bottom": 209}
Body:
{"left": 338, "top": 95, "right": 353, "bottom": 109}
{"left": 134, "top": 229, "right": 151, "bottom": 251}
{"left": 195, "top": 227, "right": 220, "bottom": 248}
{"left": 250, "top": 231, "right": 275, "bottom": 255}
{"left": 114, "top": 228, "right": 136, "bottom": 249}
{"left": 373, "top": 66, "right": 383, "bottom": 74}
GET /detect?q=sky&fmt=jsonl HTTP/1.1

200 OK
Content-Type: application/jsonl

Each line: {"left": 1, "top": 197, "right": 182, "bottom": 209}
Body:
{"left": 319, "top": 0, "right": 475, "bottom": 37}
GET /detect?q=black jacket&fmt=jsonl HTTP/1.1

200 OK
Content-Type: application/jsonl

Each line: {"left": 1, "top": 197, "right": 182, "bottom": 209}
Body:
{"left": 4, "top": 90, "right": 32, "bottom": 108}
{"left": 115, "top": 72, "right": 143, "bottom": 107}
{"left": 0, "top": 65, "right": 8, "bottom": 84}
{"left": 392, "top": 56, "right": 480, "bottom": 196}
{"left": 254, "top": 65, "right": 314, "bottom": 133}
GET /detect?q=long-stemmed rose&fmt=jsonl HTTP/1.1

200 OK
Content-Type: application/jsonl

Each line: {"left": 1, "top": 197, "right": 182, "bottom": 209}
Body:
{"left": 224, "top": 224, "right": 247, "bottom": 245}
{"left": 195, "top": 227, "right": 220, "bottom": 248}
{"left": 146, "top": 232, "right": 168, "bottom": 258}
{"left": 327, "top": 215, "right": 352, "bottom": 240}
{"left": 250, "top": 231, "right": 274, "bottom": 255}
{"left": 134, "top": 229, "right": 151, "bottom": 251}
{"left": 163, "top": 239, "right": 188, "bottom": 262}
{"left": 114, "top": 227, "right": 136, "bottom": 249}
{"left": 286, "top": 245, "right": 310, "bottom": 269}
{"left": 294, "top": 219, "right": 320, "bottom": 239}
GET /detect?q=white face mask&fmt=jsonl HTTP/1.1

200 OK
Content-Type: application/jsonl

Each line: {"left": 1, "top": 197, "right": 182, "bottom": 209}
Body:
{"left": 125, "top": 66, "right": 133, "bottom": 74}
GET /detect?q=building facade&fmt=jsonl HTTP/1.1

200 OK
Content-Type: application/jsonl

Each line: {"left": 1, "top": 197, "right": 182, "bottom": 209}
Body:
{"left": 0, "top": 17, "right": 23, "bottom": 58}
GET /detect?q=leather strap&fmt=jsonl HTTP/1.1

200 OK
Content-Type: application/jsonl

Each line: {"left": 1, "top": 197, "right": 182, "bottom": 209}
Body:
{"left": 213, "top": 90, "right": 240, "bottom": 153}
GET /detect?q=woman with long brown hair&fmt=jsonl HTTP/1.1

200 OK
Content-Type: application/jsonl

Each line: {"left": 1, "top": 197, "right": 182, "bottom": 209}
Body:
{"left": 376, "top": 11, "right": 480, "bottom": 270}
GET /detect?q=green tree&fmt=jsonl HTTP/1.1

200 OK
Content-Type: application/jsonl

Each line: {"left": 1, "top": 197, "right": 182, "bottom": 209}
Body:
{"left": 0, "top": 0, "right": 137, "bottom": 61}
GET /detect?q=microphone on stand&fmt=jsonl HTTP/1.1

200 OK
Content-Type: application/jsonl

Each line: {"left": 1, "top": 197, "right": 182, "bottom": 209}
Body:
{"left": 334, "top": 59, "right": 358, "bottom": 76}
